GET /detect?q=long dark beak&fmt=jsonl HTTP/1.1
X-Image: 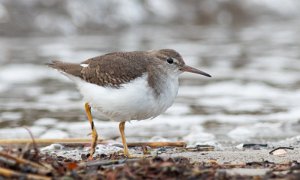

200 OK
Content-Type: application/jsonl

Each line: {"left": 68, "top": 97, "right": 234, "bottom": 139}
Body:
{"left": 180, "top": 65, "right": 211, "bottom": 77}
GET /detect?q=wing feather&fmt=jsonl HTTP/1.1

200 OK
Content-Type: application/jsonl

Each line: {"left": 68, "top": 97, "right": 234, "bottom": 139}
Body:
{"left": 49, "top": 52, "right": 149, "bottom": 87}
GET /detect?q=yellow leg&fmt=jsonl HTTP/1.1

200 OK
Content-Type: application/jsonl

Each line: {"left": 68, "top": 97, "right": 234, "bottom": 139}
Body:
{"left": 84, "top": 103, "right": 98, "bottom": 159}
{"left": 119, "top": 121, "right": 130, "bottom": 157}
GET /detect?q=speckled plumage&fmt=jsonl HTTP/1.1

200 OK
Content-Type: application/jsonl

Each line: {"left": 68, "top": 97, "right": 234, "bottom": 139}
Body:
{"left": 47, "top": 49, "right": 185, "bottom": 95}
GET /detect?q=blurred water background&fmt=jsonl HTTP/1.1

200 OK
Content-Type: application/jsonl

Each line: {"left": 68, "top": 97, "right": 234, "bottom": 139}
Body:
{"left": 0, "top": 0, "right": 300, "bottom": 149}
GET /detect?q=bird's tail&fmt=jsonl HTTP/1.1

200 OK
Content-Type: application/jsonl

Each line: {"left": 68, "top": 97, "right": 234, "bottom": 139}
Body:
{"left": 47, "top": 60, "right": 83, "bottom": 78}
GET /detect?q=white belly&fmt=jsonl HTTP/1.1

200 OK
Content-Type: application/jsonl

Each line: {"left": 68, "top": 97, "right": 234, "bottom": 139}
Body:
{"left": 72, "top": 74, "right": 179, "bottom": 122}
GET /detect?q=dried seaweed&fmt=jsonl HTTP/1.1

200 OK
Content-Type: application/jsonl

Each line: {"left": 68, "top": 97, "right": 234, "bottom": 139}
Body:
{"left": 0, "top": 146, "right": 300, "bottom": 179}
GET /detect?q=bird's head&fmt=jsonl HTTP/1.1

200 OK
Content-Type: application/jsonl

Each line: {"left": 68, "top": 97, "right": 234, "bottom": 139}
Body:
{"left": 151, "top": 49, "right": 211, "bottom": 77}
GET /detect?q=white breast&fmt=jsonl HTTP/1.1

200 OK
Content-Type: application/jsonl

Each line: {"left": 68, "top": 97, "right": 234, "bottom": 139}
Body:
{"left": 72, "top": 74, "right": 179, "bottom": 122}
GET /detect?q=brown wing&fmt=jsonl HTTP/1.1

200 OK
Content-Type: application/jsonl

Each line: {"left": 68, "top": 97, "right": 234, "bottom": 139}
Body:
{"left": 48, "top": 52, "right": 149, "bottom": 87}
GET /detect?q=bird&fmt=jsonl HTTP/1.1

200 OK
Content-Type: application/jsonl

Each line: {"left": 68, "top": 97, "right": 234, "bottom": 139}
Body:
{"left": 47, "top": 49, "right": 211, "bottom": 158}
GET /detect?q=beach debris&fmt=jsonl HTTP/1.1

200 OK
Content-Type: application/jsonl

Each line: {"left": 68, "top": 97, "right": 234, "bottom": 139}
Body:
{"left": 0, "top": 138, "right": 186, "bottom": 148}
{"left": 0, "top": 138, "right": 107, "bottom": 146}
{"left": 82, "top": 158, "right": 129, "bottom": 168}
{"left": 0, "top": 167, "right": 51, "bottom": 180}
{"left": 269, "top": 147, "right": 294, "bottom": 156}
{"left": 23, "top": 127, "right": 39, "bottom": 153}
{"left": 236, "top": 143, "right": 268, "bottom": 150}
{"left": 127, "top": 141, "right": 187, "bottom": 148}
{"left": 186, "top": 145, "right": 215, "bottom": 152}
{"left": 0, "top": 146, "right": 300, "bottom": 179}
{"left": 0, "top": 135, "right": 299, "bottom": 179}
{"left": 0, "top": 151, "right": 52, "bottom": 179}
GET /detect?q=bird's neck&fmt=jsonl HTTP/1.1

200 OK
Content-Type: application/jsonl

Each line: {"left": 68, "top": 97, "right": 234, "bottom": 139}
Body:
{"left": 147, "top": 67, "right": 179, "bottom": 97}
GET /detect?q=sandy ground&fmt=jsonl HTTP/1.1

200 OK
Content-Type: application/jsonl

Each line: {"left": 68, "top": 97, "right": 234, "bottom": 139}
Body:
{"left": 163, "top": 148, "right": 299, "bottom": 164}
{"left": 157, "top": 148, "right": 300, "bottom": 176}
{"left": 38, "top": 142, "right": 299, "bottom": 164}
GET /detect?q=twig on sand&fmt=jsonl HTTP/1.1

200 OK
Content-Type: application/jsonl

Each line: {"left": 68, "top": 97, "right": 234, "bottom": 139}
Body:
{"left": 128, "top": 142, "right": 187, "bottom": 148}
{"left": 23, "top": 126, "right": 39, "bottom": 157}
{"left": 0, "top": 151, "right": 50, "bottom": 171}
{"left": 0, "top": 138, "right": 107, "bottom": 145}
{"left": 0, "top": 138, "right": 186, "bottom": 148}
{"left": 82, "top": 159, "right": 128, "bottom": 167}
{"left": 0, "top": 167, "right": 51, "bottom": 180}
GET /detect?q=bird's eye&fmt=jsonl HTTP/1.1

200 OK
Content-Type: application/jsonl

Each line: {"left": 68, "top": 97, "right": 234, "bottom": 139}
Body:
{"left": 167, "top": 58, "right": 174, "bottom": 64}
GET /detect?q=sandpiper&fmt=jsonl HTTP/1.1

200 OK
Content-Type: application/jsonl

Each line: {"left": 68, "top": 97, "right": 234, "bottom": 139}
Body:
{"left": 48, "top": 49, "right": 211, "bottom": 158}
